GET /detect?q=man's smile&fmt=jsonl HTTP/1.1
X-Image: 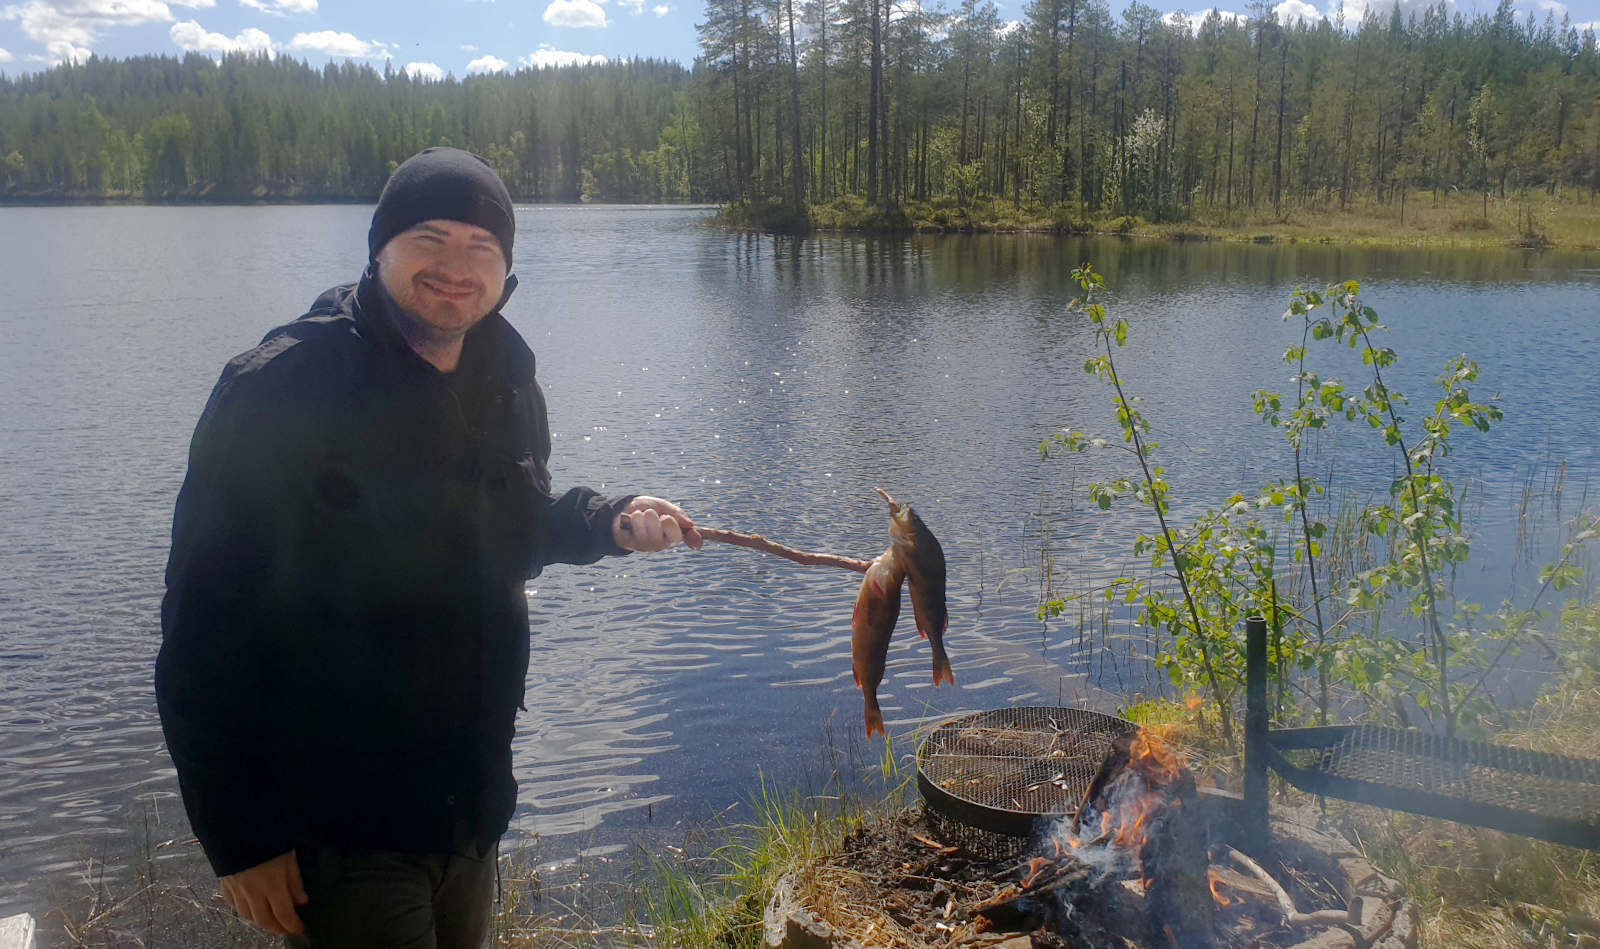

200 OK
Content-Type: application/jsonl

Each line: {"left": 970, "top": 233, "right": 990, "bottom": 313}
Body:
{"left": 418, "top": 276, "right": 479, "bottom": 299}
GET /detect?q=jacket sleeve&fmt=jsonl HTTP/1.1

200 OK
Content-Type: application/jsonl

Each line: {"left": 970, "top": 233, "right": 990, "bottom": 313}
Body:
{"left": 524, "top": 380, "right": 634, "bottom": 577}
{"left": 155, "top": 370, "right": 297, "bottom": 878}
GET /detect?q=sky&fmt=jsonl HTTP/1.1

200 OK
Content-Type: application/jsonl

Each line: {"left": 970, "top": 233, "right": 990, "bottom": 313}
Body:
{"left": 1, "top": 0, "right": 1596, "bottom": 78}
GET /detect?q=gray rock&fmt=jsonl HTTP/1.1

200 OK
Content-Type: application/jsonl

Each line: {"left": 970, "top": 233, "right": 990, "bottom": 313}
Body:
{"left": 0, "top": 914, "right": 35, "bottom": 949}
{"left": 764, "top": 874, "right": 847, "bottom": 949}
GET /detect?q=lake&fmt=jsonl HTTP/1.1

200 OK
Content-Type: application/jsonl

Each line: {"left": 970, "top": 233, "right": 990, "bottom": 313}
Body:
{"left": 1, "top": 204, "right": 1596, "bottom": 919}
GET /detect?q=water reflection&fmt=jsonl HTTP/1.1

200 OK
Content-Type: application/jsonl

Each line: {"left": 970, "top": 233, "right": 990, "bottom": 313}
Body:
{"left": 0, "top": 206, "right": 1594, "bottom": 915}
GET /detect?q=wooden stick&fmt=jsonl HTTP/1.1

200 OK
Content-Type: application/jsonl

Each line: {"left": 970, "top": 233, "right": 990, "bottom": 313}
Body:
{"left": 1072, "top": 731, "right": 1136, "bottom": 834}
{"left": 698, "top": 527, "right": 873, "bottom": 573}
{"left": 1226, "top": 846, "right": 1299, "bottom": 920}
{"left": 1226, "top": 846, "right": 1352, "bottom": 929}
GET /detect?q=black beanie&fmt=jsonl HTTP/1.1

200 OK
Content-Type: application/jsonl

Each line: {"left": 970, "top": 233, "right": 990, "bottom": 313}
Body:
{"left": 368, "top": 147, "right": 515, "bottom": 266}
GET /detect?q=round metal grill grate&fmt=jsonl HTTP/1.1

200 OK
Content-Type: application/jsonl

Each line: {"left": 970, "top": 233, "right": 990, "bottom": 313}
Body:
{"left": 917, "top": 706, "right": 1137, "bottom": 837}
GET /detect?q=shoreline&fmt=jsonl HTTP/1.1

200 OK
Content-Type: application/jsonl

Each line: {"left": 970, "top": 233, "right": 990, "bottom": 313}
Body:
{"left": 5, "top": 193, "right": 1597, "bottom": 253}
{"left": 722, "top": 191, "right": 1600, "bottom": 253}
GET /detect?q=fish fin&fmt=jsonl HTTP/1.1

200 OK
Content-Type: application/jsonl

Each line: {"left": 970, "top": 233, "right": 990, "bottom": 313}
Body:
{"left": 917, "top": 624, "right": 928, "bottom": 641}
{"left": 933, "top": 656, "right": 955, "bottom": 686}
{"left": 864, "top": 705, "right": 884, "bottom": 738}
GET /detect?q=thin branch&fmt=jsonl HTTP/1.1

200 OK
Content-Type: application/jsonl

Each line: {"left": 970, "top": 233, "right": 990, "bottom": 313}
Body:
{"left": 1227, "top": 846, "right": 1298, "bottom": 919}
{"left": 1105, "top": 331, "right": 1234, "bottom": 750}
{"left": 1458, "top": 541, "right": 1581, "bottom": 710}
{"left": 700, "top": 527, "right": 872, "bottom": 573}
{"left": 1292, "top": 317, "right": 1331, "bottom": 723}
{"left": 1355, "top": 315, "right": 1453, "bottom": 735}
{"left": 1226, "top": 846, "right": 1351, "bottom": 928}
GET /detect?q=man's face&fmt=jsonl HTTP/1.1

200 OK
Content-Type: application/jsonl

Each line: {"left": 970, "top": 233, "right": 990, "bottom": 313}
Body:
{"left": 375, "top": 219, "right": 508, "bottom": 341}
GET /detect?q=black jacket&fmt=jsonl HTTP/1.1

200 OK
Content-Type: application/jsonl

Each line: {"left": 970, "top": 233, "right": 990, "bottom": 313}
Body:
{"left": 155, "top": 271, "right": 629, "bottom": 877}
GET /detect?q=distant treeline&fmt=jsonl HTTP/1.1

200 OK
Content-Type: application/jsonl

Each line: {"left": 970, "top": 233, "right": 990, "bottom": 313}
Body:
{"left": 1, "top": 0, "right": 1596, "bottom": 219}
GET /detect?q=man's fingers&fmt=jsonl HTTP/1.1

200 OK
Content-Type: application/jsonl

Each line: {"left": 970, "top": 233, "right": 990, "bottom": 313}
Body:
{"left": 618, "top": 497, "right": 701, "bottom": 552}
{"left": 219, "top": 853, "right": 305, "bottom": 936}
{"left": 239, "top": 891, "right": 284, "bottom": 935}
{"left": 630, "top": 509, "right": 662, "bottom": 548}
{"left": 288, "top": 852, "right": 309, "bottom": 905}
{"left": 659, "top": 515, "right": 683, "bottom": 547}
{"left": 266, "top": 883, "right": 305, "bottom": 936}
{"left": 645, "top": 496, "right": 691, "bottom": 521}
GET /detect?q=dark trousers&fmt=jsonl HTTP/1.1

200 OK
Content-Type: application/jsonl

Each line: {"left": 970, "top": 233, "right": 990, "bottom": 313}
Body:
{"left": 284, "top": 835, "right": 497, "bottom": 949}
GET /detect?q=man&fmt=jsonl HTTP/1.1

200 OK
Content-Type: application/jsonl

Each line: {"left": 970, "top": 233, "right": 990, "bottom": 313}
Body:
{"left": 154, "top": 146, "right": 700, "bottom": 947}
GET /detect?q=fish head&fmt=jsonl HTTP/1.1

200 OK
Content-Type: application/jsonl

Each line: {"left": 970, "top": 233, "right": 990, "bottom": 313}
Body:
{"left": 887, "top": 503, "right": 919, "bottom": 551}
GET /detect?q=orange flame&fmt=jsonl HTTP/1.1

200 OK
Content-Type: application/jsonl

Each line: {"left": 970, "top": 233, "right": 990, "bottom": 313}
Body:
{"left": 1126, "top": 730, "right": 1186, "bottom": 782}
{"left": 1049, "top": 728, "right": 1194, "bottom": 886}
{"left": 1087, "top": 730, "right": 1189, "bottom": 856}
{"left": 1021, "top": 856, "right": 1052, "bottom": 889}
{"left": 1207, "top": 869, "right": 1233, "bottom": 906}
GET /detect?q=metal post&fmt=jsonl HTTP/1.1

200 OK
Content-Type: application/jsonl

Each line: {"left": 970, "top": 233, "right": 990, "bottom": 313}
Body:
{"left": 1243, "top": 615, "right": 1269, "bottom": 854}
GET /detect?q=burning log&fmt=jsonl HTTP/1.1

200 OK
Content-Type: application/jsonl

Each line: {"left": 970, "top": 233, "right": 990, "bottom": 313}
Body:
{"left": 988, "top": 729, "right": 1219, "bottom": 949}
{"left": 1080, "top": 730, "right": 1216, "bottom": 949}
{"left": 976, "top": 853, "right": 1152, "bottom": 948}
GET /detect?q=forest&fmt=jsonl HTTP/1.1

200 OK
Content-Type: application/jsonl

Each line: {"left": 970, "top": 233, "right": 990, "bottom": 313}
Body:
{"left": 1, "top": 0, "right": 1596, "bottom": 226}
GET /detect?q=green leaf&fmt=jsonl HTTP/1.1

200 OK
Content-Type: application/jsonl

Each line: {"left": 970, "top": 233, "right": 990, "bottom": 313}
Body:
{"left": 1540, "top": 561, "right": 1583, "bottom": 592}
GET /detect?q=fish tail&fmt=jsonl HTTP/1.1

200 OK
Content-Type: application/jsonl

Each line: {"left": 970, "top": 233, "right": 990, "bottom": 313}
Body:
{"left": 932, "top": 648, "right": 955, "bottom": 686}
{"left": 864, "top": 697, "right": 884, "bottom": 737}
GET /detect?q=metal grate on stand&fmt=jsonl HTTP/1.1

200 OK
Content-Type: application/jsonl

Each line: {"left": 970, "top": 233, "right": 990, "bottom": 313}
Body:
{"left": 1244, "top": 616, "right": 1600, "bottom": 851}
{"left": 917, "top": 706, "right": 1137, "bottom": 837}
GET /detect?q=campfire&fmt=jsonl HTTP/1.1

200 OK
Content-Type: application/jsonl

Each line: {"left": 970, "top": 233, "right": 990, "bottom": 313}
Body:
{"left": 989, "top": 729, "right": 1215, "bottom": 947}
{"left": 766, "top": 714, "right": 1416, "bottom": 949}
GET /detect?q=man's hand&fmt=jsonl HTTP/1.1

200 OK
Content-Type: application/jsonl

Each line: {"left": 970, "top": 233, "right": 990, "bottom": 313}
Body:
{"left": 614, "top": 496, "right": 703, "bottom": 552}
{"left": 219, "top": 851, "right": 308, "bottom": 936}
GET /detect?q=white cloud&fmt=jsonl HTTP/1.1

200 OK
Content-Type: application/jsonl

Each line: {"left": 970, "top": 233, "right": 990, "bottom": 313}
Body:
{"left": 286, "top": 29, "right": 373, "bottom": 56}
{"left": 170, "top": 0, "right": 214, "bottom": 9}
{"left": 1534, "top": 0, "right": 1565, "bottom": 13}
{"left": 1164, "top": 7, "right": 1246, "bottom": 32}
{"left": 617, "top": 0, "right": 642, "bottom": 12}
{"left": 5, "top": 4, "right": 91, "bottom": 52}
{"left": 403, "top": 59, "right": 442, "bottom": 80}
{"left": 0, "top": 45, "right": 13, "bottom": 60}
{"left": 4, "top": 0, "right": 176, "bottom": 63}
{"left": 520, "top": 43, "right": 605, "bottom": 67}
{"left": 41, "top": 38, "right": 92, "bottom": 60}
{"left": 45, "top": 0, "right": 171, "bottom": 23}
{"left": 240, "top": 0, "right": 315, "bottom": 13}
{"left": 170, "top": 18, "right": 271, "bottom": 52}
{"left": 651, "top": 3, "right": 667, "bottom": 12}
{"left": 542, "top": 0, "right": 605, "bottom": 27}
{"left": 1274, "top": 0, "right": 1320, "bottom": 25}
{"left": 460, "top": 42, "right": 476, "bottom": 50}
{"left": 1332, "top": 0, "right": 1448, "bottom": 26}
{"left": 1576, "top": 18, "right": 1598, "bottom": 30}
{"left": 996, "top": 17, "right": 1022, "bottom": 34}
{"left": 466, "top": 52, "right": 507, "bottom": 71}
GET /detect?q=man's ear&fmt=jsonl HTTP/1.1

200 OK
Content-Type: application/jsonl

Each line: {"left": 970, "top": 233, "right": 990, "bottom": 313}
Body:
{"left": 494, "top": 273, "right": 519, "bottom": 312}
